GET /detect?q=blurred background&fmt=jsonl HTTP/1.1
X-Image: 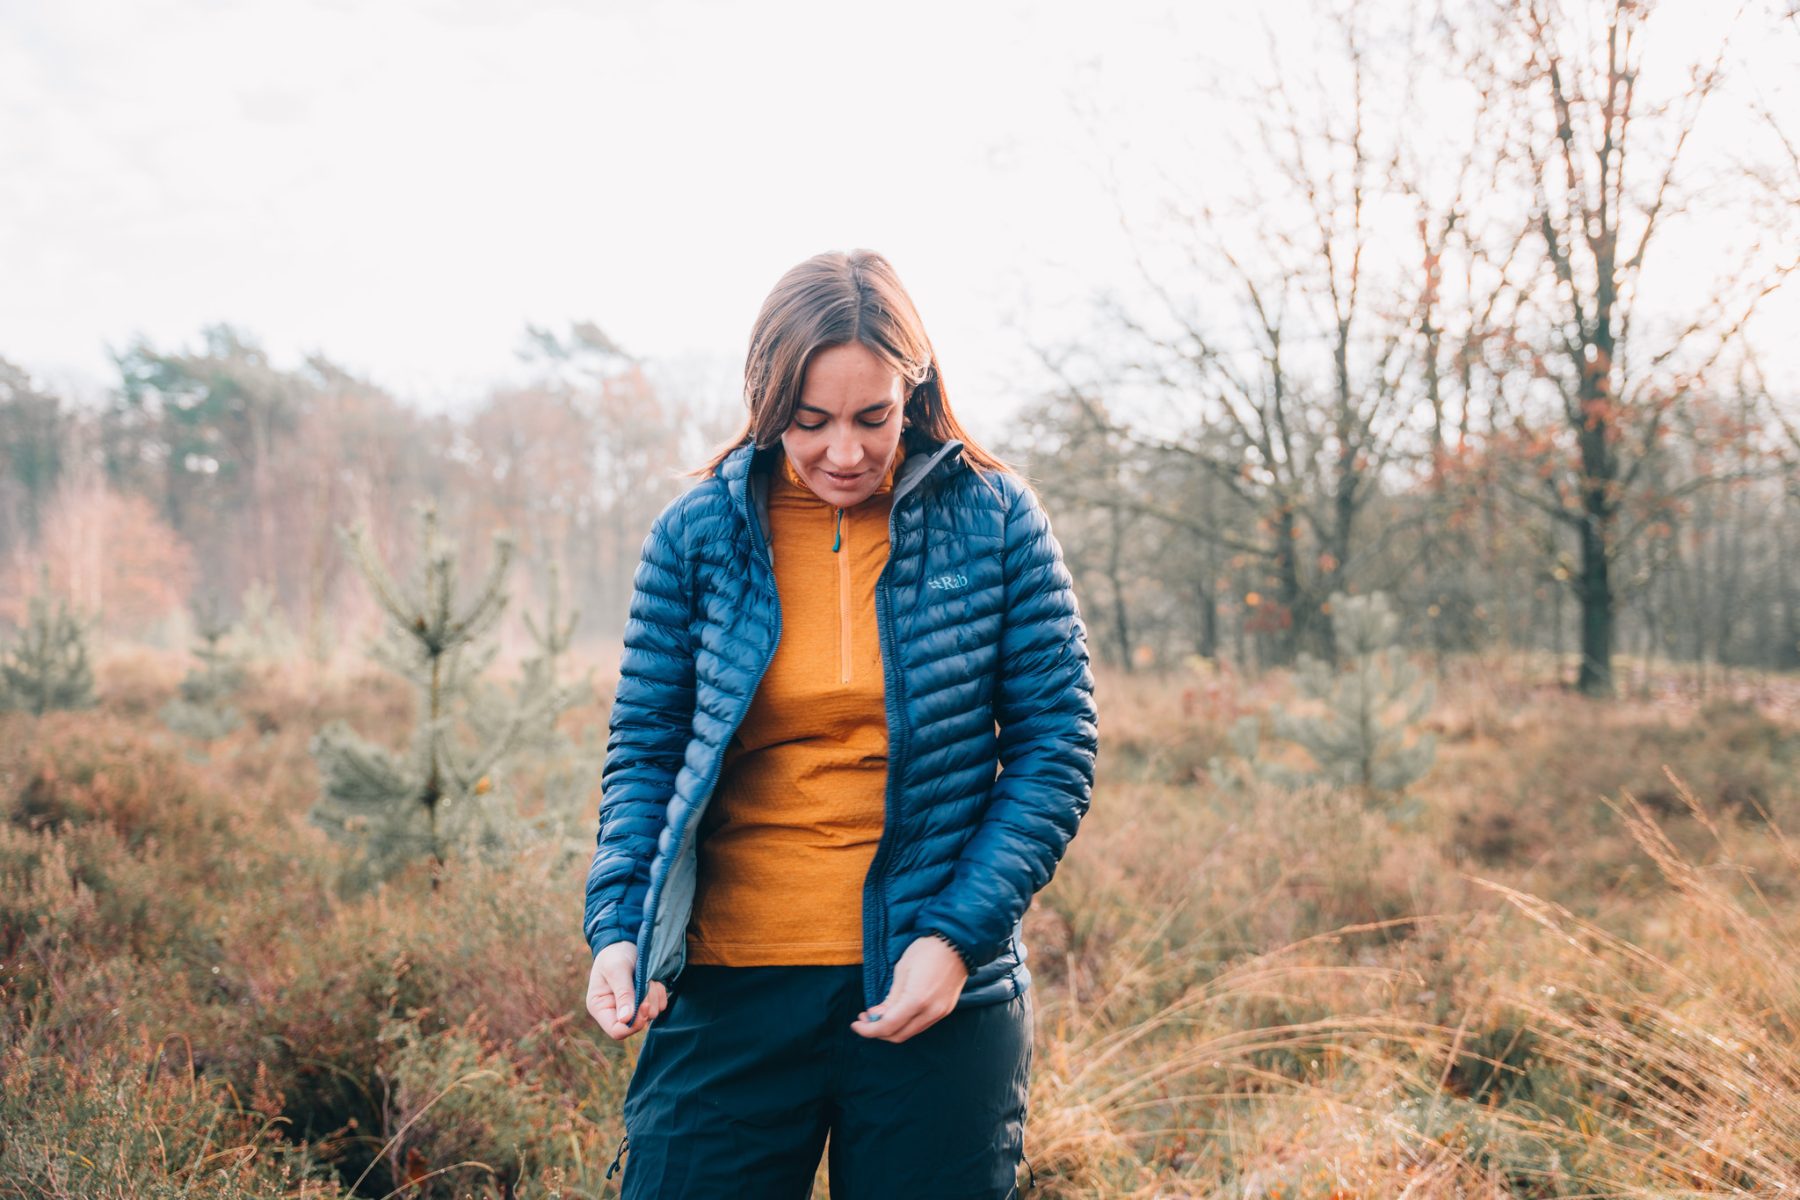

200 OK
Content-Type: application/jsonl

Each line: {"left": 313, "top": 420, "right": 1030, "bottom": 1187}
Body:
{"left": 6, "top": 0, "right": 1800, "bottom": 1196}
{"left": 3, "top": 0, "right": 1798, "bottom": 691}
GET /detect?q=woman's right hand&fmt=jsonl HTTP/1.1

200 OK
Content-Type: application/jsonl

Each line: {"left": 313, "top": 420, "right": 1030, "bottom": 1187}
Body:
{"left": 586, "top": 941, "right": 669, "bottom": 1041}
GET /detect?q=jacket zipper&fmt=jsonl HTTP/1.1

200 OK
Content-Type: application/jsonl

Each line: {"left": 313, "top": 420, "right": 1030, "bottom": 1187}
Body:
{"left": 860, "top": 440, "right": 961, "bottom": 1008}
{"left": 863, "top": 493, "right": 913, "bottom": 1009}
{"left": 631, "top": 475, "right": 782, "bottom": 1006}
{"left": 835, "top": 506, "right": 852, "bottom": 683}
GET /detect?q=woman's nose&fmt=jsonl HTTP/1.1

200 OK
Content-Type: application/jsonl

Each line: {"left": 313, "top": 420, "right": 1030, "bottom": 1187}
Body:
{"left": 826, "top": 431, "right": 863, "bottom": 469}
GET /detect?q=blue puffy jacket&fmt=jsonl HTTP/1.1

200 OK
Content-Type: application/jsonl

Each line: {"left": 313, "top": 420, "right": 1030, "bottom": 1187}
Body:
{"left": 582, "top": 427, "right": 1098, "bottom": 1011}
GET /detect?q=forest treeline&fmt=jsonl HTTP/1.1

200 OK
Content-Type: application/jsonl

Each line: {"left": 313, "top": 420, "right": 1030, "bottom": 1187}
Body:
{"left": 0, "top": 321, "right": 707, "bottom": 668}
{"left": 3, "top": 0, "right": 1799, "bottom": 698}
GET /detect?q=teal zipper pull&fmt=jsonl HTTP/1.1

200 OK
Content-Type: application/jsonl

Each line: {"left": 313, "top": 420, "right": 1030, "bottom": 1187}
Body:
{"left": 833, "top": 507, "right": 843, "bottom": 552}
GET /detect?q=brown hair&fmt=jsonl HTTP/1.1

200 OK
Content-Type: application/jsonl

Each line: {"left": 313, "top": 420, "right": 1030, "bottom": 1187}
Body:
{"left": 687, "top": 249, "right": 1014, "bottom": 480}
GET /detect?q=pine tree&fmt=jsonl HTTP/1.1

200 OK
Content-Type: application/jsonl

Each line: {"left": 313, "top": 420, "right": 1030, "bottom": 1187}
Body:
{"left": 1205, "top": 714, "right": 1273, "bottom": 793}
{"left": 161, "top": 595, "right": 247, "bottom": 741}
{"left": 0, "top": 564, "right": 97, "bottom": 715}
{"left": 1210, "top": 590, "right": 1436, "bottom": 810}
{"left": 236, "top": 579, "right": 302, "bottom": 663}
{"left": 469, "top": 559, "right": 593, "bottom": 751}
{"left": 464, "top": 558, "right": 600, "bottom": 865}
{"left": 307, "top": 504, "right": 565, "bottom": 880}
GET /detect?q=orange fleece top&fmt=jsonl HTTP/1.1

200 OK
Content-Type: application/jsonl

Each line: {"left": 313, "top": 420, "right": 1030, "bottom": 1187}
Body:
{"left": 684, "top": 439, "right": 906, "bottom": 966}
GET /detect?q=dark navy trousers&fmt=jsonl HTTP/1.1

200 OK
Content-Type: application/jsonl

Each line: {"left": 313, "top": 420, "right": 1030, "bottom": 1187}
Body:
{"left": 614, "top": 963, "right": 1034, "bottom": 1199}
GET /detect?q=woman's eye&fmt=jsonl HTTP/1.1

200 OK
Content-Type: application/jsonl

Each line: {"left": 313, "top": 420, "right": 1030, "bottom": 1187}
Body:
{"left": 793, "top": 417, "right": 889, "bottom": 431}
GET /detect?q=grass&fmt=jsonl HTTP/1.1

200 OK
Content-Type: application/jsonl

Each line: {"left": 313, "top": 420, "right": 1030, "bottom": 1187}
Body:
{"left": 5, "top": 640, "right": 1800, "bottom": 1196}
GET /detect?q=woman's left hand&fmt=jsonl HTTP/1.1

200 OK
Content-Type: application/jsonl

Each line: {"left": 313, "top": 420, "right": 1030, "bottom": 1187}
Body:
{"left": 850, "top": 934, "right": 969, "bottom": 1043}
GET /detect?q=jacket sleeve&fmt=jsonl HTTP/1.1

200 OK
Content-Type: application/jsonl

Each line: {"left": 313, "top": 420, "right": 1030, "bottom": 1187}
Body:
{"left": 582, "top": 493, "right": 697, "bottom": 958}
{"left": 910, "top": 479, "right": 1099, "bottom": 967}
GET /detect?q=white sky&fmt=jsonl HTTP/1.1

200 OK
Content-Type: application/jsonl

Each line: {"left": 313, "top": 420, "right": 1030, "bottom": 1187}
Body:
{"left": 2, "top": 0, "right": 1794, "bottom": 443}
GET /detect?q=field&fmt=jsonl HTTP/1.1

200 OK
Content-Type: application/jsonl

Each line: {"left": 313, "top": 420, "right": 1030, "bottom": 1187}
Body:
{"left": 5, "top": 644, "right": 1800, "bottom": 1198}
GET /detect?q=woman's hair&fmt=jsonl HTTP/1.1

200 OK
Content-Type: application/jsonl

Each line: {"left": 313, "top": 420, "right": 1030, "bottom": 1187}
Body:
{"left": 687, "top": 249, "right": 1014, "bottom": 480}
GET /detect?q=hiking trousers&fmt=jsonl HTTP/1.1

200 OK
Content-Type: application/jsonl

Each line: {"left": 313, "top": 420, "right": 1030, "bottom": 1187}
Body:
{"left": 612, "top": 962, "right": 1034, "bottom": 1199}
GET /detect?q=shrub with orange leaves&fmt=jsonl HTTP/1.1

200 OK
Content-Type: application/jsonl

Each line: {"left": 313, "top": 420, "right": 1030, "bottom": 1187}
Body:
{"left": 0, "top": 481, "right": 194, "bottom": 639}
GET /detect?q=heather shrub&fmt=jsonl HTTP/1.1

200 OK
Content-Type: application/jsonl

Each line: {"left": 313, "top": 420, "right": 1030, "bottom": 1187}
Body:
{"left": 0, "top": 1032, "right": 344, "bottom": 1200}
{"left": 362, "top": 1009, "right": 587, "bottom": 1199}
{"left": 14, "top": 646, "right": 1800, "bottom": 1196}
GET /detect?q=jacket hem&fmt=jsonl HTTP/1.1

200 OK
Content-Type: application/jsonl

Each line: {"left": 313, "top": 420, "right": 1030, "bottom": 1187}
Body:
{"left": 954, "top": 964, "right": 1031, "bottom": 1010}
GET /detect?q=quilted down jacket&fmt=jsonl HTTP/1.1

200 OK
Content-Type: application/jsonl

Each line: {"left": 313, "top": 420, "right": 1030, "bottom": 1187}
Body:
{"left": 582, "top": 426, "right": 1099, "bottom": 1012}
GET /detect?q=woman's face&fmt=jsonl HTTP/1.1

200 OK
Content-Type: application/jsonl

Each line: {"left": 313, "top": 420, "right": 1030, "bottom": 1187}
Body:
{"left": 780, "top": 341, "right": 907, "bottom": 508}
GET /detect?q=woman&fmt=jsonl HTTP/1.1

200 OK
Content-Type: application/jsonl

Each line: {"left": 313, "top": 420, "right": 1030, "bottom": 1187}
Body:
{"left": 582, "top": 248, "right": 1098, "bottom": 1199}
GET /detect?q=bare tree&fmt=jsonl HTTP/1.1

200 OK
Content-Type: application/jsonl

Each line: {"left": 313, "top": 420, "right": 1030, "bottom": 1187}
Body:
{"left": 1001, "top": 383, "right": 1159, "bottom": 671}
{"left": 1063, "top": 5, "right": 1449, "bottom": 665}
{"left": 1489, "top": 0, "right": 1792, "bottom": 695}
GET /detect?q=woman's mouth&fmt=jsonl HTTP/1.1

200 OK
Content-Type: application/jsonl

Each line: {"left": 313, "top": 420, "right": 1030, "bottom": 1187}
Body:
{"left": 824, "top": 470, "right": 863, "bottom": 485}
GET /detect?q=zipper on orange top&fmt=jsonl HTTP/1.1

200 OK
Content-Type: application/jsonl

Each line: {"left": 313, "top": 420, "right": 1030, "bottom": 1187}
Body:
{"left": 834, "top": 506, "right": 851, "bottom": 683}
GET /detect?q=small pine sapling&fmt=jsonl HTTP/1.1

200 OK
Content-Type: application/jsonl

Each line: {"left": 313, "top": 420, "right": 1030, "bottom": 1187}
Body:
{"left": 468, "top": 558, "right": 593, "bottom": 755}
{"left": 466, "top": 558, "right": 600, "bottom": 861}
{"left": 308, "top": 504, "right": 565, "bottom": 880}
{"left": 161, "top": 595, "right": 247, "bottom": 741}
{"left": 1275, "top": 590, "right": 1437, "bottom": 805}
{"left": 0, "top": 563, "right": 97, "bottom": 715}
{"left": 1211, "top": 590, "right": 1436, "bottom": 814}
{"left": 236, "top": 579, "right": 303, "bottom": 664}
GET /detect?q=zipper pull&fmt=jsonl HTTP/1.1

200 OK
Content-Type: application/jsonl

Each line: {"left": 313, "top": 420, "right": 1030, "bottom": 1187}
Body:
{"left": 833, "top": 507, "right": 843, "bottom": 552}
{"left": 606, "top": 1133, "right": 629, "bottom": 1179}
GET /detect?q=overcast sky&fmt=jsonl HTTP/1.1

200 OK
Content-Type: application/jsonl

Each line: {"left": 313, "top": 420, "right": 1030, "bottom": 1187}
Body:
{"left": 2, "top": 0, "right": 1199, "bottom": 437}
{"left": 2, "top": 0, "right": 1794, "bottom": 443}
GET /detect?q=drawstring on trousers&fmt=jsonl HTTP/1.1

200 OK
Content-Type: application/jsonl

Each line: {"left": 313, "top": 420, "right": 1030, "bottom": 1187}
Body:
{"left": 1023, "top": 1150, "right": 1037, "bottom": 1188}
{"left": 606, "top": 1133, "right": 628, "bottom": 1180}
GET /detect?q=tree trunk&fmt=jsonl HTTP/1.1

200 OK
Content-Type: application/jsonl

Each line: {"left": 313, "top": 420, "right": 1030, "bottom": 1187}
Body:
{"left": 1196, "top": 573, "right": 1219, "bottom": 660}
{"left": 1576, "top": 513, "right": 1615, "bottom": 696}
{"left": 1271, "top": 504, "right": 1306, "bottom": 666}
{"left": 1105, "top": 503, "right": 1134, "bottom": 672}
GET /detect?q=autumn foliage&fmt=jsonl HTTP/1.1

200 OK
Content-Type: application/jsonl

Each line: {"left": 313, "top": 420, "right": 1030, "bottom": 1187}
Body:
{"left": 0, "top": 481, "right": 193, "bottom": 638}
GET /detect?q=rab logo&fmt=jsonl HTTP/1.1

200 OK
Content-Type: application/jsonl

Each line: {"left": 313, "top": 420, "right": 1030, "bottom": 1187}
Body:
{"left": 926, "top": 572, "right": 970, "bottom": 591}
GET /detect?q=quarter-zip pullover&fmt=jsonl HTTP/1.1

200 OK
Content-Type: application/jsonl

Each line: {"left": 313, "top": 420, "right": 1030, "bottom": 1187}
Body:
{"left": 684, "top": 440, "right": 906, "bottom": 965}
